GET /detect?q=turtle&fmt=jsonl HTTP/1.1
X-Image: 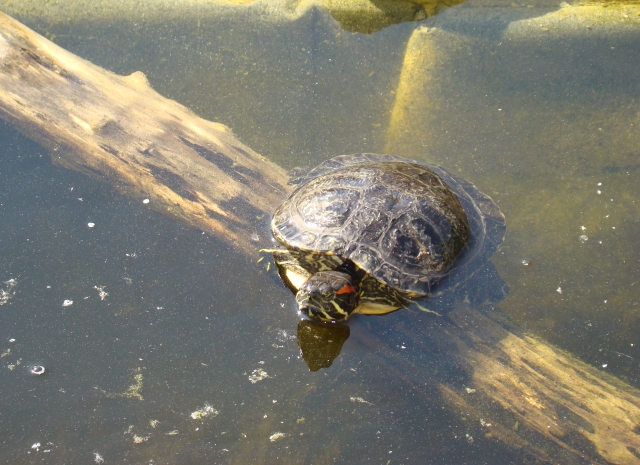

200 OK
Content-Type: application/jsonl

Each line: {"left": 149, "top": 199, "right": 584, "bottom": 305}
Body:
{"left": 266, "top": 153, "right": 505, "bottom": 322}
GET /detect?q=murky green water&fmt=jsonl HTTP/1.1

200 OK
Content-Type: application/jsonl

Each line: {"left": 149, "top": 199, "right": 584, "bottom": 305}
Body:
{"left": 1, "top": 3, "right": 639, "bottom": 464}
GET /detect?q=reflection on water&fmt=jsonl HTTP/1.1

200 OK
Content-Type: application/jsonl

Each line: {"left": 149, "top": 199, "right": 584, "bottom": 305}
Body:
{"left": 297, "top": 320, "right": 350, "bottom": 371}
{"left": 1, "top": 2, "right": 639, "bottom": 463}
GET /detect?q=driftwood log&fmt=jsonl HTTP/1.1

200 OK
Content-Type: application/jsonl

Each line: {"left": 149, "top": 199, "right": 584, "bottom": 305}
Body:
{"left": 0, "top": 11, "right": 288, "bottom": 257}
{"left": 0, "top": 10, "right": 638, "bottom": 464}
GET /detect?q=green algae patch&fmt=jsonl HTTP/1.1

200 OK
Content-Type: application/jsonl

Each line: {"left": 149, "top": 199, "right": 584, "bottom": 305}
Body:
{"left": 3, "top": 0, "right": 462, "bottom": 33}
{"left": 316, "top": 0, "right": 460, "bottom": 33}
{"left": 103, "top": 368, "right": 144, "bottom": 401}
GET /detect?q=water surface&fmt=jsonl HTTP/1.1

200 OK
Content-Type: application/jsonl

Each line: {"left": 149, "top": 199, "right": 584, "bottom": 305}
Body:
{"left": 1, "top": 3, "right": 639, "bottom": 464}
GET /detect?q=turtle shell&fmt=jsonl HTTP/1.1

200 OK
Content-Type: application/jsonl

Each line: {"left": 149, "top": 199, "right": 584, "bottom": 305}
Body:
{"left": 271, "top": 153, "right": 505, "bottom": 298}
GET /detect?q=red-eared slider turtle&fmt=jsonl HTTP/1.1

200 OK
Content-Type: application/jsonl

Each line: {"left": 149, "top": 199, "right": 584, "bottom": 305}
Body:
{"left": 268, "top": 153, "right": 505, "bottom": 322}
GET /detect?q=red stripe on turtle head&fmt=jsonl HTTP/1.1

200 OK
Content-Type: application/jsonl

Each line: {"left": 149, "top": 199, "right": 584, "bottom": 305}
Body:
{"left": 336, "top": 284, "right": 356, "bottom": 295}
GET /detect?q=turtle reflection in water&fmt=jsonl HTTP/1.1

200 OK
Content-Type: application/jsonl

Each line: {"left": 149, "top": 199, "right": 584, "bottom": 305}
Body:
{"left": 266, "top": 154, "right": 505, "bottom": 323}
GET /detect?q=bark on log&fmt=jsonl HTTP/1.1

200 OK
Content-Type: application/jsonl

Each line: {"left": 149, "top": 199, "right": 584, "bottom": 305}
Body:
{"left": 0, "top": 11, "right": 288, "bottom": 258}
{"left": 0, "top": 10, "right": 638, "bottom": 464}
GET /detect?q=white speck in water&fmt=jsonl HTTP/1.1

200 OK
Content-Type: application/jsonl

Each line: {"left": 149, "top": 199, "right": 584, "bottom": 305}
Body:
{"left": 87, "top": 222, "right": 95, "bottom": 228}
{"left": 580, "top": 225, "right": 586, "bottom": 231}
{"left": 521, "top": 259, "right": 530, "bottom": 266}
{"left": 249, "top": 368, "right": 270, "bottom": 383}
{"left": 269, "top": 432, "right": 288, "bottom": 442}
{"left": 143, "top": 198, "right": 150, "bottom": 204}
{"left": 597, "top": 190, "right": 601, "bottom": 195}
{"left": 602, "top": 364, "right": 608, "bottom": 368}
{"left": 94, "top": 286, "right": 108, "bottom": 300}
{"left": 190, "top": 403, "right": 218, "bottom": 420}
{"left": 556, "top": 287, "right": 562, "bottom": 294}
{"left": 597, "top": 182, "right": 602, "bottom": 186}
{"left": 604, "top": 300, "right": 607, "bottom": 303}
{"left": 579, "top": 235, "right": 588, "bottom": 242}
{"left": 62, "top": 300, "right": 73, "bottom": 307}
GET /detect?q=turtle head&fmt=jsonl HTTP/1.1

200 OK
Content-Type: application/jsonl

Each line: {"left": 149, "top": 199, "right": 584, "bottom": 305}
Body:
{"left": 296, "top": 271, "right": 358, "bottom": 322}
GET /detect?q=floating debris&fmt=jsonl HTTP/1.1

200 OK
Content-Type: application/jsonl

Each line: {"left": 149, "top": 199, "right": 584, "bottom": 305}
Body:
{"left": 30, "top": 365, "right": 46, "bottom": 376}
{"left": 103, "top": 368, "right": 143, "bottom": 400}
{"left": 94, "top": 286, "right": 109, "bottom": 301}
{"left": 93, "top": 452, "right": 104, "bottom": 463}
{"left": 88, "top": 222, "right": 95, "bottom": 228}
{"left": 465, "top": 388, "right": 476, "bottom": 394}
{"left": 556, "top": 287, "right": 562, "bottom": 294}
{"left": 520, "top": 259, "right": 530, "bottom": 266}
{"left": 165, "top": 430, "right": 179, "bottom": 436}
{"left": 350, "top": 396, "right": 374, "bottom": 405}
{"left": 31, "top": 443, "right": 41, "bottom": 451}
{"left": 143, "top": 198, "right": 150, "bottom": 204}
{"left": 269, "top": 432, "right": 288, "bottom": 442}
{"left": 579, "top": 234, "right": 588, "bottom": 243}
{"left": 7, "top": 358, "right": 21, "bottom": 371}
{"left": 149, "top": 419, "right": 159, "bottom": 429}
{"left": 62, "top": 300, "right": 73, "bottom": 307}
{"left": 248, "top": 368, "right": 270, "bottom": 384}
{"left": 190, "top": 403, "right": 218, "bottom": 420}
{"left": 132, "top": 434, "right": 149, "bottom": 444}
{"left": 1, "top": 349, "right": 10, "bottom": 358}
{"left": 0, "top": 278, "right": 18, "bottom": 305}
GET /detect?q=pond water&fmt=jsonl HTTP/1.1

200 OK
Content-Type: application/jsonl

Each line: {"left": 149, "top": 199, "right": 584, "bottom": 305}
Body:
{"left": 0, "top": 2, "right": 639, "bottom": 464}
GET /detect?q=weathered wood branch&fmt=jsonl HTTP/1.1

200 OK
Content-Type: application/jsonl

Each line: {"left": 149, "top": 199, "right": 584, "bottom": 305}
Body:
{"left": 0, "top": 10, "right": 638, "bottom": 464}
{"left": 0, "top": 11, "right": 288, "bottom": 257}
